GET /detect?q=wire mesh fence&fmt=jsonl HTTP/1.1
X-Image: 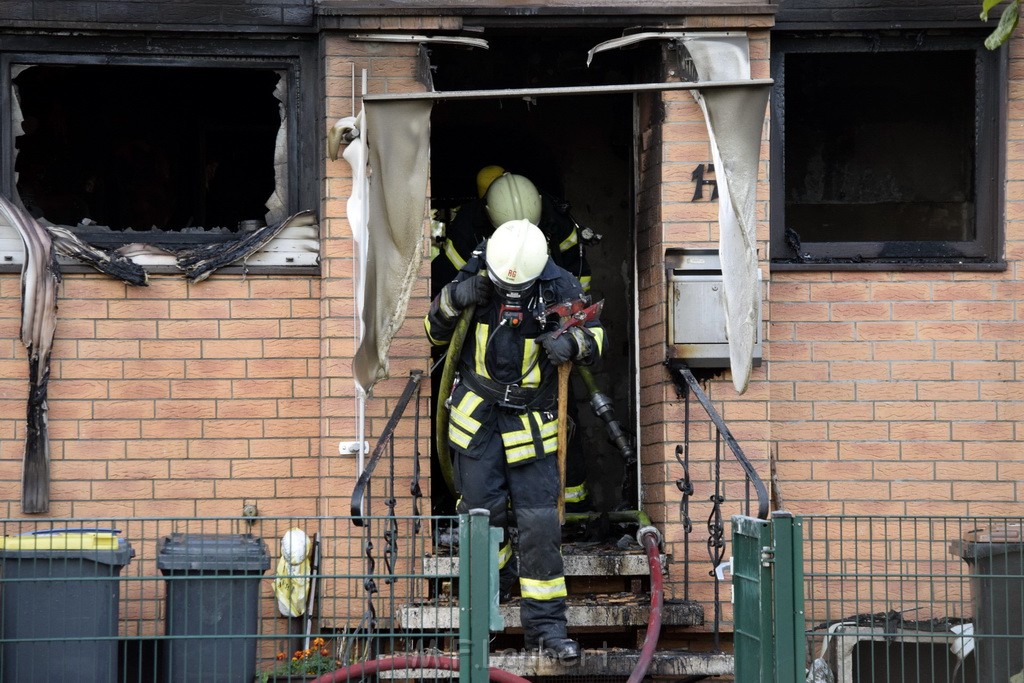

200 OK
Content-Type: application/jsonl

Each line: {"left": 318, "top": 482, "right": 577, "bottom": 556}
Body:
{"left": 803, "top": 515, "right": 1024, "bottom": 683}
{"left": 0, "top": 514, "right": 460, "bottom": 683}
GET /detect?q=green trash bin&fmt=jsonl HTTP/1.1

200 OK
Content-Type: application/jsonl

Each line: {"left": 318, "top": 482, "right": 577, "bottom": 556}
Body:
{"left": 0, "top": 530, "right": 133, "bottom": 683}
{"left": 951, "top": 523, "right": 1024, "bottom": 683}
{"left": 157, "top": 533, "right": 270, "bottom": 683}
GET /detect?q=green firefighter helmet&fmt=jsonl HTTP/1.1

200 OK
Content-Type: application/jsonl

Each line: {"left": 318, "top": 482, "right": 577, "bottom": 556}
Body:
{"left": 484, "top": 173, "right": 542, "bottom": 228}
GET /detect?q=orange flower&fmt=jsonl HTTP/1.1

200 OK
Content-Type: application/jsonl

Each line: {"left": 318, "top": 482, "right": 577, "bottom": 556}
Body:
{"left": 313, "top": 637, "right": 326, "bottom": 648}
{"left": 276, "top": 653, "right": 286, "bottom": 661}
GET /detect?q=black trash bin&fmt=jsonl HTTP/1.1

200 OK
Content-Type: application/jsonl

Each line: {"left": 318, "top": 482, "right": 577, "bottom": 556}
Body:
{"left": 157, "top": 533, "right": 270, "bottom": 683}
{"left": 0, "top": 530, "right": 133, "bottom": 683}
{"left": 951, "top": 524, "right": 1024, "bottom": 683}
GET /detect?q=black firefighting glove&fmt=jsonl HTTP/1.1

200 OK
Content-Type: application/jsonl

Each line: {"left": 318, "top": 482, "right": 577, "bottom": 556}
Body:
{"left": 451, "top": 275, "right": 492, "bottom": 310}
{"left": 537, "top": 331, "right": 578, "bottom": 365}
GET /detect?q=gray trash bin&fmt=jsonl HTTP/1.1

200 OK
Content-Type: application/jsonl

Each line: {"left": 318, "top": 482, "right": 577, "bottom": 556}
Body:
{"left": 951, "top": 524, "right": 1024, "bottom": 683}
{"left": 0, "top": 530, "right": 133, "bottom": 683}
{"left": 157, "top": 533, "right": 270, "bottom": 683}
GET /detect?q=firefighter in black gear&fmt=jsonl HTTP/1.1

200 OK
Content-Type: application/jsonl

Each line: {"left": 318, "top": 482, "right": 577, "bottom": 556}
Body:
{"left": 432, "top": 169, "right": 594, "bottom": 512}
{"left": 425, "top": 219, "right": 604, "bottom": 661}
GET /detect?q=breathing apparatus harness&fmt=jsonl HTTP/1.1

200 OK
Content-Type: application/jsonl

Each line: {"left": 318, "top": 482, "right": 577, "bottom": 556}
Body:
{"left": 454, "top": 249, "right": 560, "bottom": 412}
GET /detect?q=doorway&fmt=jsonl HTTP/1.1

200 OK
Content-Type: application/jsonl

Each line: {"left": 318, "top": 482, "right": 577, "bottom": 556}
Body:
{"left": 425, "top": 30, "right": 642, "bottom": 517}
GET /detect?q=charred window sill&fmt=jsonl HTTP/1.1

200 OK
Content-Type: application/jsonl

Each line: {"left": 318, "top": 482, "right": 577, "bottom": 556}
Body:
{"left": 770, "top": 259, "right": 1007, "bottom": 273}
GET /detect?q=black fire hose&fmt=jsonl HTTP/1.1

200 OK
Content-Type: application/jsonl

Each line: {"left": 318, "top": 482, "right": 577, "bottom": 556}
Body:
{"left": 577, "top": 366, "right": 635, "bottom": 464}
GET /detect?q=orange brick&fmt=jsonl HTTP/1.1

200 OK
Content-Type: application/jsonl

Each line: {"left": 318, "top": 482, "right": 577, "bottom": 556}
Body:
{"left": 201, "top": 339, "right": 263, "bottom": 358}
{"left": 953, "top": 481, "right": 1016, "bottom": 501}
{"left": 231, "top": 300, "right": 291, "bottom": 319}
{"left": 154, "top": 400, "right": 217, "bottom": 419}
{"left": 154, "top": 479, "right": 215, "bottom": 499}
{"left": 891, "top": 303, "right": 952, "bottom": 320}
{"left": 108, "top": 460, "right": 170, "bottom": 480}
{"left": 123, "top": 360, "right": 186, "bottom": 379}
{"left": 951, "top": 421, "right": 1014, "bottom": 441}
{"left": 185, "top": 359, "right": 247, "bottom": 378}
{"left": 231, "top": 458, "right": 292, "bottom": 478}
{"left": 203, "top": 419, "right": 263, "bottom": 438}
{"left": 217, "top": 400, "right": 277, "bottom": 419}
{"left": 220, "top": 319, "right": 282, "bottom": 338}
{"left": 891, "top": 481, "right": 951, "bottom": 500}
{"left": 187, "top": 439, "right": 249, "bottom": 459}
{"left": 109, "top": 380, "right": 170, "bottom": 399}
{"left": 170, "top": 379, "right": 232, "bottom": 399}
{"left": 93, "top": 480, "right": 153, "bottom": 499}
{"left": 874, "top": 402, "right": 936, "bottom": 421}
{"left": 246, "top": 359, "right": 310, "bottom": 378}
{"left": 94, "top": 400, "right": 155, "bottom": 420}
{"left": 157, "top": 320, "right": 219, "bottom": 339}
{"left": 140, "top": 340, "right": 202, "bottom": 358}
{"left": 141, "top": 419, "right": 203, "bottom": 439}
{"left": 169, "top": 300, "right": 232, "bottom": 319}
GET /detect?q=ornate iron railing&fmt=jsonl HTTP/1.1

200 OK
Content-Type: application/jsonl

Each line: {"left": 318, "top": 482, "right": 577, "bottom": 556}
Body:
{"left": 668, "top": 362, "right": 770, "bottom": 649}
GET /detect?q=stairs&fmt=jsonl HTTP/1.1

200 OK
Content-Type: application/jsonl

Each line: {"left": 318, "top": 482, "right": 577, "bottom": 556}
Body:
{"left": 382, "top": 537, "right": 733, "bottom": 680}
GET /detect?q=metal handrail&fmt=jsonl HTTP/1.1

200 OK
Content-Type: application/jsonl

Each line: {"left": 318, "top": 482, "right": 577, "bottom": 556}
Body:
{"left": 669, "top": 362, "right": 769, "bottom": 520}
{"left": 668, "top": 361, "right": 770, "bottom": 652}
{"left": 349, "top": 370, "right": 424, "bottom": 526}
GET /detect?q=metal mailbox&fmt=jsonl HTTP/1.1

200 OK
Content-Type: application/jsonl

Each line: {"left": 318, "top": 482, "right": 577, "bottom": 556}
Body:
{"left": 665, "top": 248, "right": 762, "bottom": 368}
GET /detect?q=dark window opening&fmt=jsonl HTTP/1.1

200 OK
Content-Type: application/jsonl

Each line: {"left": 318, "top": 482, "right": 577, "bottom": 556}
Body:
{"left": 770, "top": 31, "right": 1005, "bottom": 269}
{"left": 14, "top": 64, "right": 282, "bottom": 234}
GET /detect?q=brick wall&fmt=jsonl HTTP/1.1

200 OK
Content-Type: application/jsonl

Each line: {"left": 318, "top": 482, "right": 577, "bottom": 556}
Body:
{"left": 0, "top": 273, "right": 322, "bottom": 518}
{"left": 767, "top": 32, "right": 1024, "bottom": 519}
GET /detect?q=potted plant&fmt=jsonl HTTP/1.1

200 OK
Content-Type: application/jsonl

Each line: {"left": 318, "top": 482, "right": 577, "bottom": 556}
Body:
{"left": 257, "top": 638, "right": 340, "bottom": 683}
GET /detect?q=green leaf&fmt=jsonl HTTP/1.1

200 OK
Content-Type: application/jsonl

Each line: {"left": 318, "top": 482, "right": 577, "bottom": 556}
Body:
{"left": 985, "top": 0, "right": 1020, "bottom": 48}
{"left": 982, "top": 0, "right": 1005, "bottom": 21}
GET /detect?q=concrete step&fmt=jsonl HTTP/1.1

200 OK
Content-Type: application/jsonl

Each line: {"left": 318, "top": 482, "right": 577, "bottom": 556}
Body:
{"left": 423, "top": 541, "right": 666, "bottom": 578}
{"left": 395, "top": 592, "right": 702, "bottom": 630}
{"left": 377, "top": 649, "right": 733, "bottom": 679}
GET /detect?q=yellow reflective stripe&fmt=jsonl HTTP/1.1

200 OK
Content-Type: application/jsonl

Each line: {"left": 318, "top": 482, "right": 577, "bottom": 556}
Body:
{"left": 564, "top": 483, "right": 588, "bottom": 503}
{"left": 506, "top": 444, "right": 537, "bottom": 464}
{"left": 474, "top": 323, "right": 491, "bottom": 379}
{"left": 521, "top": 338, "right": 542, "bottom": 388}
{"left": 449, "top": 393, "right": 484, "bottom": 449}
{"left": 425, "top": 316, "right": 447, "bottom": 346}
{"left": 590, "top": 326, "right": 605, "bottom": 355}
{"left": 439, "top": 286, "right": 460, "bottom": 319}
{"left": 498, "top": 542, "right": 513, "bottom": 569}
{"left": 455, "top": 391, "right": 484, "bottom": 419}
{"left": 559, "top": 228, "right": 579, "bottom": 252}
{"left": 444, "top": 239, "right": 467, "bottom": 270}
{"left": 450, "top": 425, "right": 473, "bottom": 449}
{"left": 520, "top": 576, "right": 567, "bottom": 600}
{"left": 579, "top": 275, "right": 591, "bottom": 293}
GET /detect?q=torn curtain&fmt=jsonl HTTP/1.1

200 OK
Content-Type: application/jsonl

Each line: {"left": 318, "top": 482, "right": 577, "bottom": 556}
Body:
{"left": 348, "top": 99, "right": 433, "bottom": 394}
{"left": 683, "top": 35, "right": 770, "bottom": 394}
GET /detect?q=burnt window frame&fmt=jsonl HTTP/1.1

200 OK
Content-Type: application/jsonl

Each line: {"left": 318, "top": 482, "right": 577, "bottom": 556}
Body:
{"left": 769, "top": 30, "right": 1007, "bottom": 271}
{"left": 0, "top": 34, "right": 319, "bottom": 264}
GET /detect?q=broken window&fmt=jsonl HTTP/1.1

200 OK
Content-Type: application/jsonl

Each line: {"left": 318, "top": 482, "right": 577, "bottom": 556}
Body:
{"left": 770, "top": 31, "right": 1005, "bottom": 268}
{"left": 14, "top": 64, "right": 284, "bottom": 237}
{"left": 2, "top": 47, "right": 318, "bottom": 269}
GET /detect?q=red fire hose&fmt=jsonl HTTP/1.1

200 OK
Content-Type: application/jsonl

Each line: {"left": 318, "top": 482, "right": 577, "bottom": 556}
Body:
{"left": 627, "top": 527, "right": 665, "bottom": 683}
{"left": 313, "top": 654, "right": 531, "bottom": 683}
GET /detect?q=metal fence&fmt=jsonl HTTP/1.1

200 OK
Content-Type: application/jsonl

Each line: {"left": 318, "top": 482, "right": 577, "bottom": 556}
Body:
{"left": 802, "top": 515, "right": 1024, "bottom": 683}
{"left": 0, "top": 514, "right": 461, "bottom": 683}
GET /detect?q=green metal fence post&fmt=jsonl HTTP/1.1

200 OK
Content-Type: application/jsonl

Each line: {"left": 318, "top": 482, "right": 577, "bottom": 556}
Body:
{"left": 459, "top": 509, "right": 494, "bottom": 683}
{"left": 771, "top": 511, "right": 806, "bottom": 683}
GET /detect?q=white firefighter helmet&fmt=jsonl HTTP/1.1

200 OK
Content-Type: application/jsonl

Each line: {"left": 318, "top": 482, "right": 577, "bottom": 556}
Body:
{"left": 485, "top": 219, "right": 549, "bottom": 291}
{"left": 484, "top": 173, "right": 542, "bottom": 227}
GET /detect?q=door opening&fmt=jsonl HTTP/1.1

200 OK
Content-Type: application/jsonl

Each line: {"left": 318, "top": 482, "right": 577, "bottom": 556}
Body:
{"left": 426, "top": 33, "right": 638, "bottom": 519}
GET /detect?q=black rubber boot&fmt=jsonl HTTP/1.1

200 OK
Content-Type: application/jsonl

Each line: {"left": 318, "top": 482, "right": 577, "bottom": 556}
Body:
{"left": 540, "top": 638, "right": 580, "bottom": 662}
